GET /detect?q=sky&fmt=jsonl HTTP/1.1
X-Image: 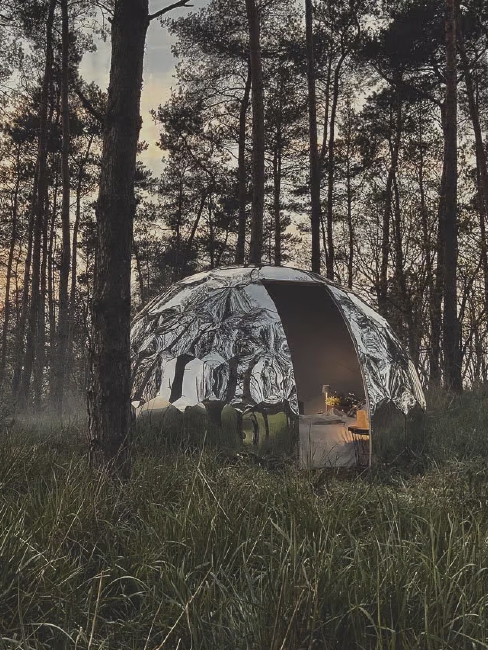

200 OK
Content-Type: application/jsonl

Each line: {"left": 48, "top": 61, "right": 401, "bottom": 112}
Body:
{"left": 79, "top": 1, "right": 207, "bottom": 173}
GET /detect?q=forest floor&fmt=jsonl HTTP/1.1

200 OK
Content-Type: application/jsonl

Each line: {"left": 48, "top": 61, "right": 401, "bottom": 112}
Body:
{"left": 1, "top": 389, "right": 488, "bottom": 649}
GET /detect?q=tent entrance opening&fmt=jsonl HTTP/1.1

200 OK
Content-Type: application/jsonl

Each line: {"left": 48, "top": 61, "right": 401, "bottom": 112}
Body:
{"left": 263, "top": 281, "right": 367, "bottom": 468}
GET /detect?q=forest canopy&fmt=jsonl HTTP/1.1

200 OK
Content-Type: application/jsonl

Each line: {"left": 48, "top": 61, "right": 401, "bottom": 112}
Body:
{"left": 0, "top": 0, "right": 487, "bottom": 418}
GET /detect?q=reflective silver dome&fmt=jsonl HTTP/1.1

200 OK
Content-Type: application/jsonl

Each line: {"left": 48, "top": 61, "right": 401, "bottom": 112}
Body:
{"left": 130, "top": 266, "right": 425, "bottom": 418}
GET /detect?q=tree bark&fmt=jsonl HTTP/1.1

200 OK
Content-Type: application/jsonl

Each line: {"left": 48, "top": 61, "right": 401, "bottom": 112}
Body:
{"left": 319, "top": 56, "right": 333, "bottom": 167}
{"left": 19, "top": 0, "right": 56, "bottom": 406}
{"left": 208, "top": 195, "right": 215, "bottom": 269}
{"left": 246, "top": 0, "right": 265, "bottom": 266}
{"left": 344, "top": 103, "right": 354, "bottom": 289}
{"left": 392, "top": 173, "right": 415, "bottom": 360}
{"left": 235, "top": 58, "right": 251, "bottom": 265}
{"left": 52, "top": 0, "right": 71, "bottom": 415}
{"left": 12, "top": 172, "right": 37, "bottom": 398}
{"left": 457, "top": 24, "right": 488, "bottom": 312}
{"left": 47, "top": 175, "right": 58, "bottom": 386}
{"left": 0, "top": 144, "right": 21, "bottom": 386}
{"left": 89, "top": 0, "right": 149, "bottom": 474}
{"left": 273, "top": 140, "right": 282, "bottom": 266}
{"left": 68, "top": 133, "right": 94, "bottom": 373}
{"left": 378, "top": 93, "right": 402, "bottom": 316}
{"left": 325, "top": 56, "right": 345, "bottom": 280}
{"left": 34, "top": 175, "right": 50, "bottom": 408}
{"left": 133, "top": 241, "right": 146, "bottom": 306}
{"left": 429, "top": 150, "right": 446, "bottom": 387}
{"left": 183, "top": 187, "right": 208, "bottom": 275}
{"left": 442, "top": 0, "right": 462, "bottom": 391}
{"left": 305, "top": 0, "right": 322, "bottom": 273}
{"left": 417, "top": 105, "right": 433, "bottom": 313}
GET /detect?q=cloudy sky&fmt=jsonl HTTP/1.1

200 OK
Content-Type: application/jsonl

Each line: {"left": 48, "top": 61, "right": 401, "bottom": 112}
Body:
{"left": 79, "top": 1, "right": 207, "bottom": 173}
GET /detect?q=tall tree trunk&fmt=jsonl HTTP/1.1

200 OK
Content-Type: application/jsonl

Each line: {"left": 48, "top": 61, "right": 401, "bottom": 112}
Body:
{"left": 442, "top": 0, "right": 462, "bottom": 391}
{"left": 208, "top": 195, "right": 215, "bottom": 269}
{"left": 319, "top": 56, "right": 333, "bottom": 166}
{"left": 273, "top": 140, "right": 282, "bottom": 266}
{"left": 133, "top": 241, "right": 146, "bottom": 305}
{"left": 12, "top": 171, "right": 37, "bottom": 398}
{"left": 392, "top": 173, "right": 416, "bottom": 360}
{"left": 0, "top": 145, "right": 21, "bottom": 386}
{"left": 417, "top": 104, "right": 436, "bottom": 370}
{"left": 52, "top": 0, "right": 71, "bottom": 415}
{"left": 235, "top": 58, "right": 251, "bottom": 265}
{"left": 305, "top": 0, "right": 322, "bottom": 273}
{"left": 68, "top": 133, "right": 94, "bottom": 374}
{"left": 183, "top": 188, "right": 208, "bottom": 275}
{"left": 174, "top": 175, "right": 183, "bottom": 279}
{"left": 47, "top": 176, "right": 58, "bottom": 383}
{"left": 89, "top": 0, "right": 149, "bottom": 474}
{"left": 325, "top": 56, "right": 345, "bottom": 280}
{"left": 417, "top": 105, "right": 433, "bottom": 313}
{"left": 19, "top": 0, "right": 56, "bottom": 406}
{"left": 458, "top": 25, "right": 488, "bottom": 312}
{"left": 14, "top": 254, "right": 22, "bottom": 327}
{"left": 34, "top": 178, "right": 50, "bottom": 408}
{"left": 246, "top": 0, "right": 265, "bottom": 266}
{"left": 429, "top": 150, "right": 446, "bottom": 386}
{"left": 344, "top": 104, "right": 354, "bottom": 288}
{"left": 378, "top": 93, "right": 402, "bottom": 316}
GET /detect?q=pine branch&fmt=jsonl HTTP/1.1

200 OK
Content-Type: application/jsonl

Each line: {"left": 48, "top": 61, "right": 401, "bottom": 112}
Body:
{"left": 148, "top": 0, "right": 193, "bottom": 22}
{"left": 73, "top": 83, "right": 105, "bottom": 125}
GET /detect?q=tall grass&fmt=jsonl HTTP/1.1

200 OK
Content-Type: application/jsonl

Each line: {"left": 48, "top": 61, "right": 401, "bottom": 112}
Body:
{"left": 1, "top": 389, "right": 488, "bottom": 649}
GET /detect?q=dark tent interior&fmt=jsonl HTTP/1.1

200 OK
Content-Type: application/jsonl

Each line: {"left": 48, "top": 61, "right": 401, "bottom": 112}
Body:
{"left": 263, "top": 281, "right": 365, "bottom": 415}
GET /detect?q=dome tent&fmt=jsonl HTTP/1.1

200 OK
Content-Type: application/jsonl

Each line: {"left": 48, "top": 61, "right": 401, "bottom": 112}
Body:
{"left": 130, "top": 266, "right": 425, "bottom": 468}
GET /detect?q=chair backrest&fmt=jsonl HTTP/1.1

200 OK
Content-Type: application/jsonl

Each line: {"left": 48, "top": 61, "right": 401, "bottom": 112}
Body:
{"left": 356, "top": 409, "right": 369, "bottom": 429}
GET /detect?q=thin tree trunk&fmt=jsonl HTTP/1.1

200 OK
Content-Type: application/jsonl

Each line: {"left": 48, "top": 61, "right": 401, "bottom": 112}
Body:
{"left": 345, "top": 110, "right": 354, "bottom": 289}
{"left": 12, "top": 171, "right": 37, "bottom": 398}
{"left": 246, "top": 0, "right": 265, "bottom": 265}
{"left": 325, "top": 56, "right": 345, "bottom": 280}
{"left": 89, "top": 0, "right": 149, "bottom": 474}
{"left": 319, "top": 56, "right": 333, "bottom": 166}
{"left": 305, "top": 0, "right": 322, "bottom": 273}
{"left": 273, "top": 142, "right": 282, "bottom": 266}
{"left": 392, "top": 173, "right": 415, "bottom": 360}
{"left": 33, "top": 179, "right": 50, "bottom": 408}
{"left": 183, "top": 188, "right": 208, "bottom": 275}
{"left": 68, "top": 133, "right": 94, "bottom": 373}
{"left": 442, "top": 0, "right": 462, "bottom": 391}
{"left": 0, "top": 145, "right": 21, "bottom": 386}
{"left": 235, "top": 58, "right": 251, "bottom": 265}
{"left": 378, "top": 91, "right": 402, "bottom": 316}
{"left": 208, "top": 196, "right": 215, "bottom": 269}
{"left": 320, "top": 213, "right": 328, "bottom": 272}
{"left": 418, "top": 105, "right": 433, "bottom": 307}
{"left": 14, "top": 253, "right": 22, "bottom": 327}
{"left": 429, "top": 150, "right": 446, "bottom": 386}
{"left": 52, "top": 0, "right": 71, "bottom": 415}
{"left": 133, "top": 241, "right": 146, "bottom": 305}
{"left": 47, "top": 176, "right": 58, "bottom": 379}
{"left": 417, "top": 104, "right": 436, "bottom": 369}
{"left": 216, "top": 220, "right": 230, "bottom": 267}
{"left": 458, "top": 25, "right": 488, "bottom": 311}
{"left": 20, "top": 0, "right": 56, "bottom": 405}
{"left": 174, "top": 175, "right": 183, "bottom": 279}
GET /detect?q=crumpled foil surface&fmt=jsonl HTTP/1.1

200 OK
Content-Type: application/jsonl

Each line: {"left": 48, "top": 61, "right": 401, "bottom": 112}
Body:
{"left": 131, "top": 266, "right": 426, "bottom": 416}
